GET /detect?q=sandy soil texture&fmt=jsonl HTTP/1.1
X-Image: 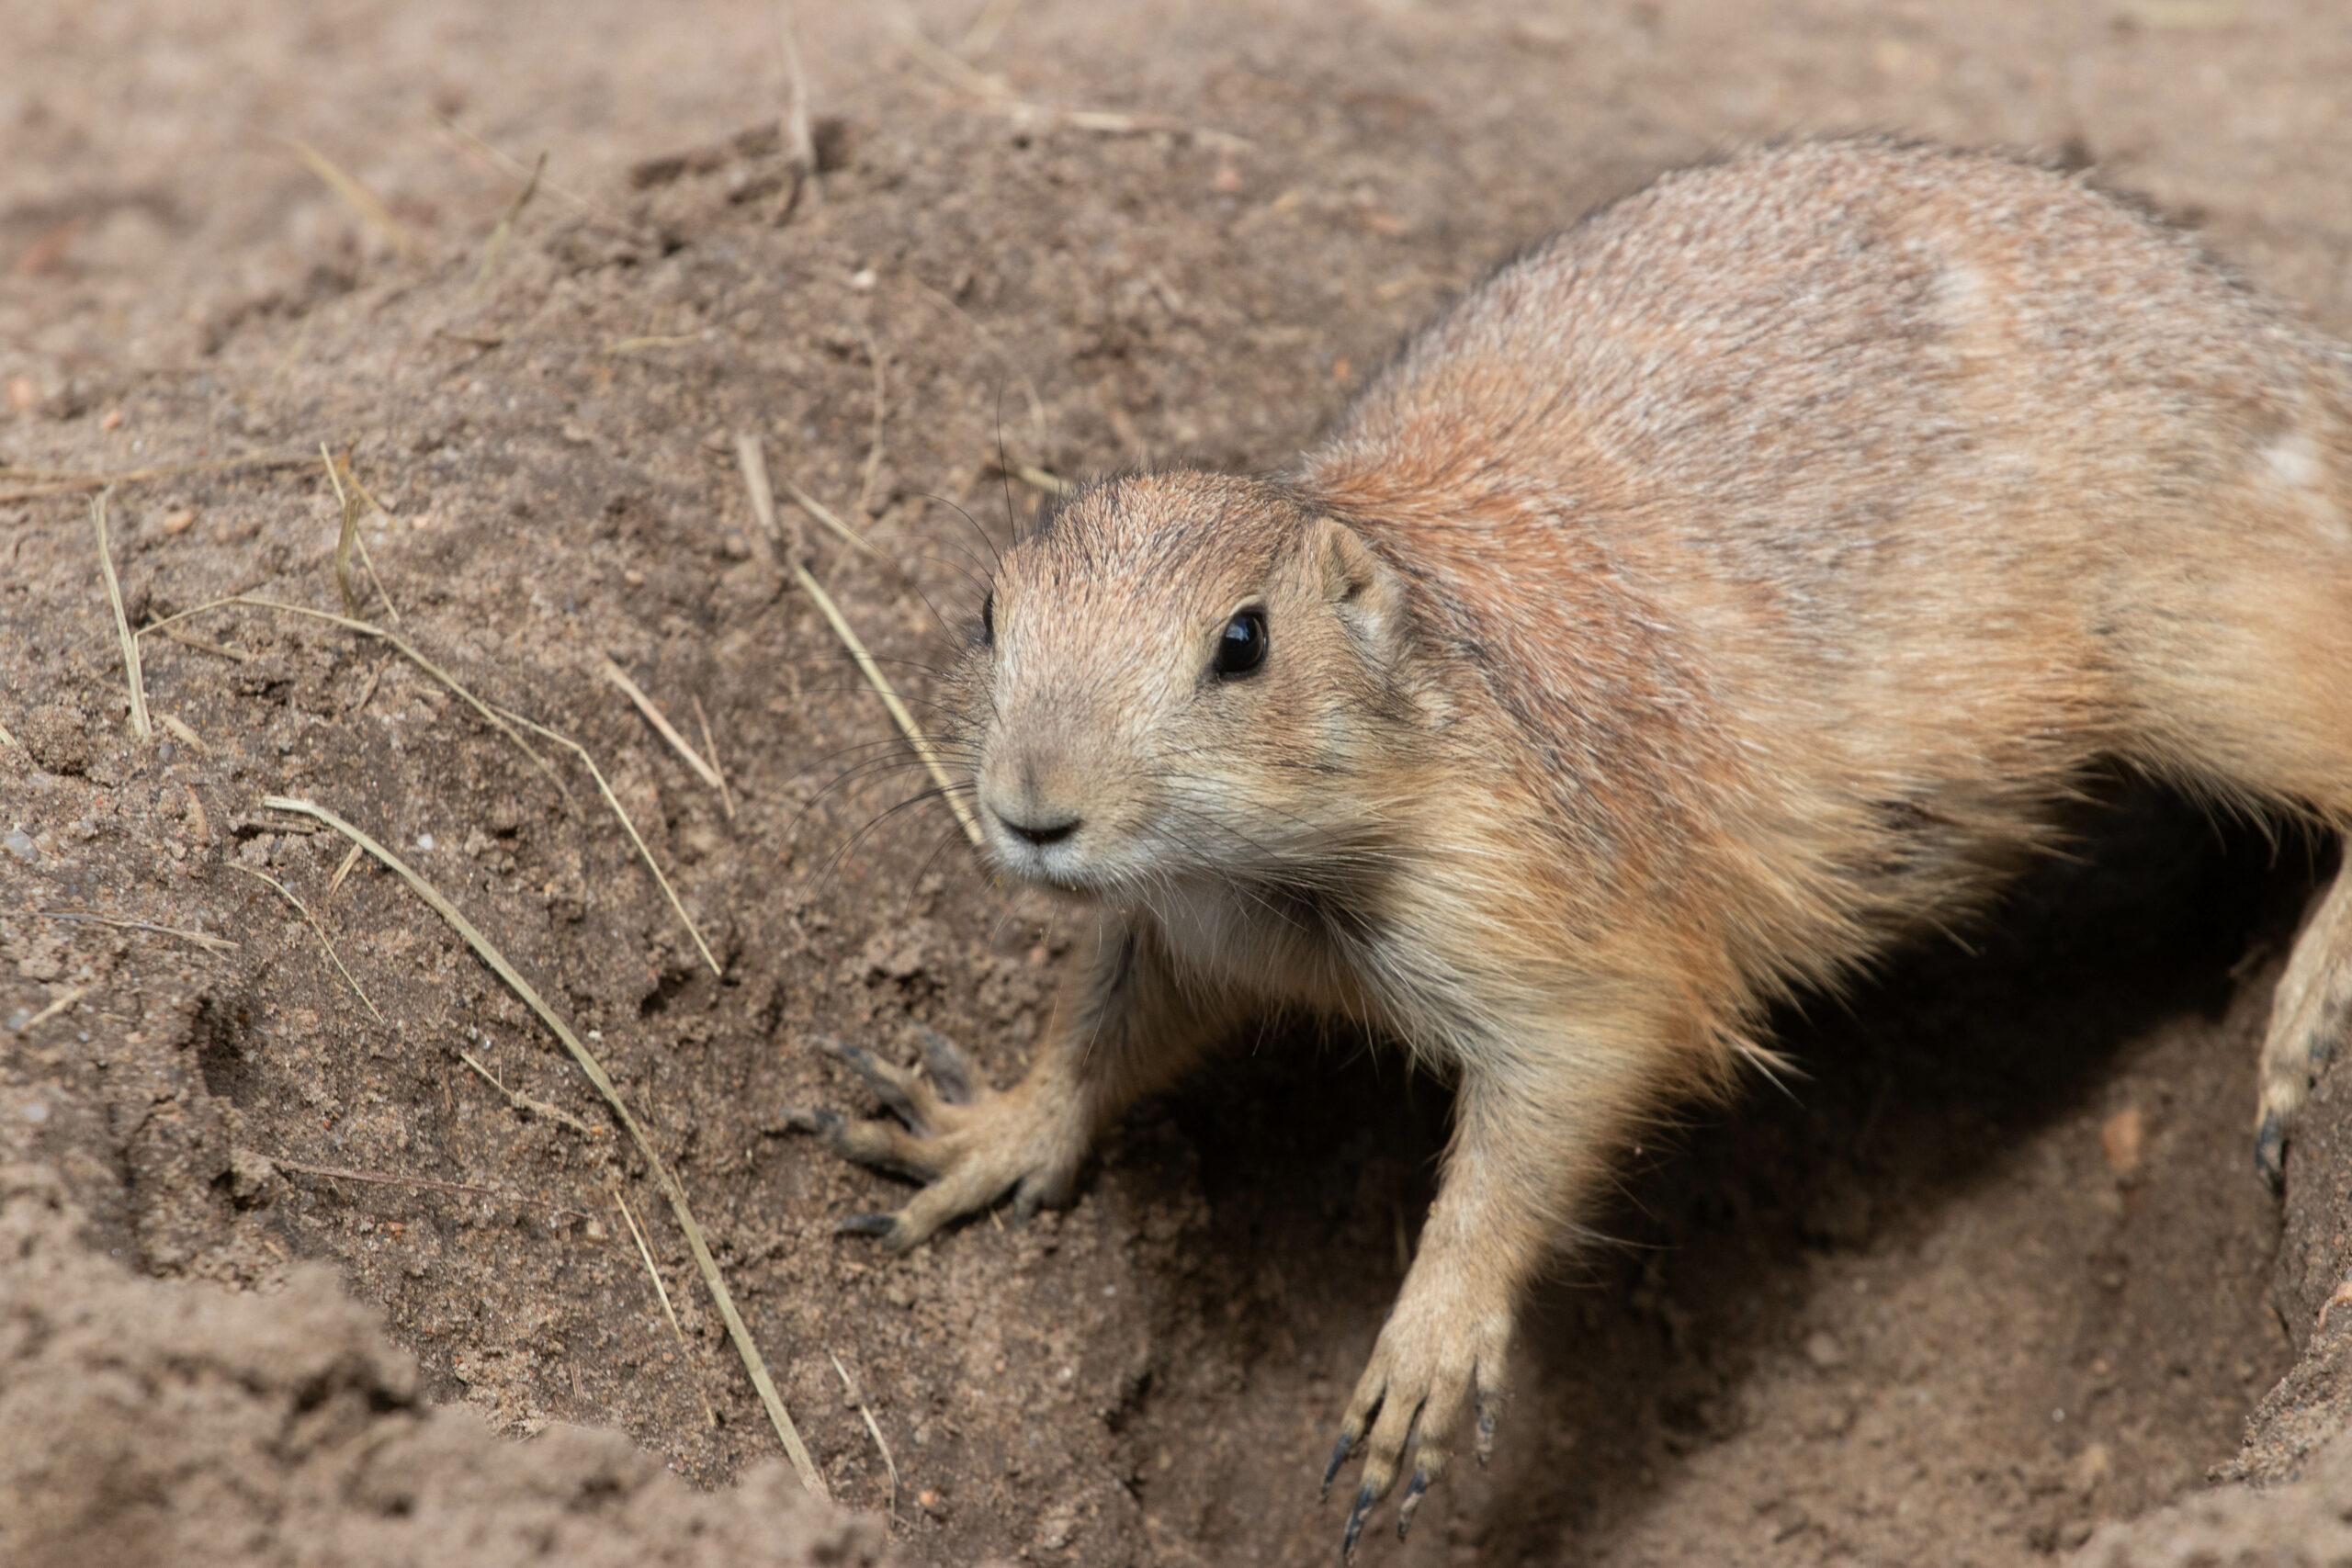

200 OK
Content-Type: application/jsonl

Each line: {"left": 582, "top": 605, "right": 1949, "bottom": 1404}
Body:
{"left": 6, "top": 2, "right": 2352, "bottom": 1564}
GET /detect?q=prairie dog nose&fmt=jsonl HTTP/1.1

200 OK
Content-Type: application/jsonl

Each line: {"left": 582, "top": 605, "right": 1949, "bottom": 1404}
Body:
{"left": 996, "top": 809, "right": 1081, "bottom": 847}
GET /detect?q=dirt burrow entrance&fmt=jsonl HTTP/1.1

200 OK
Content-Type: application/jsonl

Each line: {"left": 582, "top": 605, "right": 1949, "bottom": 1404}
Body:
{"left": 7, "top": 4, "right": 2352, "bottom": 1565}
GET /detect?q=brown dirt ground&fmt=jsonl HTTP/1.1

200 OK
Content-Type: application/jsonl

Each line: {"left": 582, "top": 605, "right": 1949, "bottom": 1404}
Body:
{"left": 7, "top": 3, "right": 2352, "bottom": 1564}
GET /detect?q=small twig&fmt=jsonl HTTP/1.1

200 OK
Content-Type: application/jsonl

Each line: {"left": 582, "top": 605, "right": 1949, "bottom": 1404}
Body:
{"left": 13, "top": 983, "right": 89, "bottom": 1034}
{"left": 265, "top": 1154, "right": 597, "bottom": 1221}
{"left": 231, "top": 863, "right": 383, "bottom": 1022}
{"left": 458, "top": 1047, "right": 604, "bottom": 1139}
{"left": 600, "top": 654, "right": 726, "bottom": 795}
{"left": 857, "top": 322, "right": 888, "bottom": 517}
{"left": 736, "top": 438, "right": 982, "bottom": 846}
{"left": 615, "top": 1185, "right": 719, "bottom": 1427}
{"left": 0, "top": 718, "right": 17, "bottom": 751}
{"left": 471, "top": 150, "right": 545, "bottom": 297}
{"left": 691, "top": 694, "right": 735, "bottom": 820}
{"left": 491, "top": 704, "right": 723, "bottom": 977}
{"left": 831, "top": 1350, "right": 901, "bottom": 1519}
{"left": 287, "top": 138, "right": 420, "bottom": 260}
{"left": 327, "top": 842, "right": 363, "bottom": 896}
{"left": 261, "top": 795, "right": 823, "bottom": 1495}
{"left": 40, "top": 908, "right": 234, "bottom": 953}
{"left": 182, "top": 784, "right": 211, "bottom": 844}
{"left": 94, "top": 493, "right": 151, "bottom": 741}
{"left": 0, "top": 450, "right": 311, "bottom": 505}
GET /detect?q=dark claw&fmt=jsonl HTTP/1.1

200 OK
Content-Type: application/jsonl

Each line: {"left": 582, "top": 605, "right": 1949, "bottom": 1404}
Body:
{"left": 776, "top": 1106, "right": 842, "bottom": 1139}
{"left": 818, "top": 1035, "right": 928, "bottom": 1134}
{"left": 835, "top": 1213, "right": 899, "bottom": 1239}
{"left": 915, "top": 1026, "right": 978, "bottom": 1104}
{"left": 1342, "top": 1484, "right": 1375, "bottom": 1562}
{"left": 1321, "top": 1431, "right": 1354, "bottom": 1499}
{"left": 1396, "top": 1469, "right": 1429, "bottom": 1540}
{"left": 1476, "top": 1403, "right": 1497, "bottom": 1464}
{"left": 2258, "top": 1112, "right": 2286, "bottom": 1190}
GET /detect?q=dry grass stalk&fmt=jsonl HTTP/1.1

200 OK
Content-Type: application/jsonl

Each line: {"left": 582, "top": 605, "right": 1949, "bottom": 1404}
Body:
{"left": 780, "top": 6, "right": 817, "bottom": 186}
{"left": 894, "top": 16, "right": 1249, "bottom": 152}
{"left": 691, "top": 693, "right": 736, "bottom": 820}
{"left": 0, "top": 717, "right": 19, "bottom": 751}
{"left": 320, "top": 446, "right": 401, "bottom": 623}
{"left": 327, "top": 842, "right": 364, "bottom": 896}
{"left": 261, "top": 795, "right": 825, "bottom": 1496}
{"left": 471, "top": 150, "right": 545, "bottom": 297}
{"left": 775, "top": 468, "right": 878, "bottom": 556}
{"left": 959, "top": 0, "right": 1025, "bottom": 54}
{"left": 601, "top": 654, "right": 726, "bottom": 795}
{"left": 287, "top": 138, "right": 420, "bottom": 261}
{"left": 435, "top": 109, "right": 635, "bottom": 233}
{"left": 459, "top": 1048, "right": 604, "bottom": 1138}
{"left": 158, "top": 626, "right": 253, "bottom": 663}
{"left": 605, "top": 333, "right": 703, "bottom": 354}
{"left": 93, "top": 493, "right": 151, "bottom": 741}
{"left": 231, "top": 863, "right": 383, "bottom": 1022}
{"left": 0, "top": 450, "right": 311, "bottom": 505}
{"left": 735, "top": 437, "right": 984, "bottom": 847}
{"left": 138, "top": 595, "right": 568, "bottom": 803}
{"left": 324, "top": 444, "right": 365, "bottom": 617}
{"left": 830, "top": 1350, "right": 901, "bottom": 1518}
{"left": 614, "top": 1184, "right": 720, "bottom": 1427}
{"left": 1005, "top": 461, "right": 1071, "bottom": 497}
{"left": 265, "top": 1153, "right": 596, "bottom": 1221}
{"left": 38, "top": 909, "right": 235, "bottom": 954}
{"left": 491, "top": 703, "right": 723, "bottom": 977}
{"left": 14, "top": 983, "right": 89, "bottom": 1034}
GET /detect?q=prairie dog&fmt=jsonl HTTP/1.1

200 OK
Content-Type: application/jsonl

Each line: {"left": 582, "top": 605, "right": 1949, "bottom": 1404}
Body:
{"left": 789, "top": 139, "right": 2352, "bottom": 1551}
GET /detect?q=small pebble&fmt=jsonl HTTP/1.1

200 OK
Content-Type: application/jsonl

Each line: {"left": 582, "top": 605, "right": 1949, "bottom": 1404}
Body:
{"left": 2100, "top": 1107, "right": 2144, "bottom": 1178}
{"left": 161, "top": 509, "right": 195, "bottom": 534}
{"left": 22, "top": 1102, "right": 48, "bottom": 1123}
{"left": 4, "top": 829, "right": 37, "bottom": 863}
{"left": 415, "top": 832, "right": 435, "bottom": 851}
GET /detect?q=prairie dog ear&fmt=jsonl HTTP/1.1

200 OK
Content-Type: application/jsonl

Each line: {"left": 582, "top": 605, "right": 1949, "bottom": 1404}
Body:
{"left": 1313, "top": 513, "right": 1410, "bottom": 662}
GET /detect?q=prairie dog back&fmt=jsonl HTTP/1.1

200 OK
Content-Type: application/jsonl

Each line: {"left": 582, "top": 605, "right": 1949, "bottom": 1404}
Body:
{"left": 1306, "top": 139, "right": 2352, "bottom": 985}
{"left": 794, "top": 139, "right": 2352, "bottom": 1552}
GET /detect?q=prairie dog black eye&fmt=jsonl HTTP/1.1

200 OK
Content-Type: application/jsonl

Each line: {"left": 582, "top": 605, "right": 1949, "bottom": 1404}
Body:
{"left": 980, "top": 591, "right": 995, "bottom": 647}
{"left": 1213, "top": 609, "right": 1267, "bottom": 678}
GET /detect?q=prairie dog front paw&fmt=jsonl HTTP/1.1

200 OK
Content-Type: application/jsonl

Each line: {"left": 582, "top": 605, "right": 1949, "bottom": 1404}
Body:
{"left": 784, "top": 1029, "right": 1088, "bottom": 1247}
{"left": 1324, "top": 1262, "right": 1513, "bottom": 1554}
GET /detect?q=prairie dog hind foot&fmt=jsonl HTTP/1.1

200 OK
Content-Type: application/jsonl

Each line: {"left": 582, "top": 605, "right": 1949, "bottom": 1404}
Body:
{"left": 2258, "top": 862, "right": 2352, "bottom": 1184}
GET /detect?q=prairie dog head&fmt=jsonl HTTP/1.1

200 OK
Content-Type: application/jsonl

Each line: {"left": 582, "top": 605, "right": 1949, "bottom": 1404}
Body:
{"left": 951, "top": 471, "right": 1416, "bottom": 897}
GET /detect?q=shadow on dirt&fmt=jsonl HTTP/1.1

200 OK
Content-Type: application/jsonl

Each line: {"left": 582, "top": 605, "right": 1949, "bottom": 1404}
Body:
{"left": 1119, "top": 780, "right": 2309, "bottom": 1557}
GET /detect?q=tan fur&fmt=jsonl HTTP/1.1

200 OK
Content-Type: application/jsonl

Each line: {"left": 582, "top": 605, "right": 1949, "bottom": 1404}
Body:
{"left": 794, "top": 139, "right": 2352, "bottom": 1548}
